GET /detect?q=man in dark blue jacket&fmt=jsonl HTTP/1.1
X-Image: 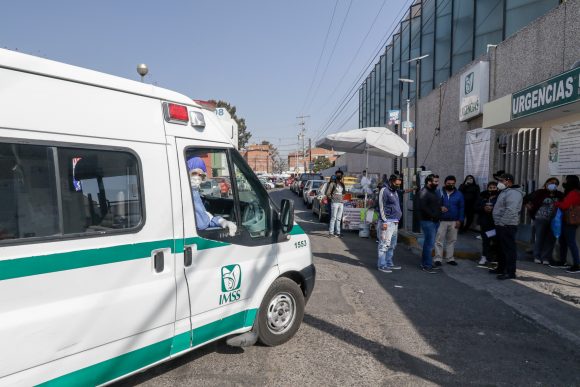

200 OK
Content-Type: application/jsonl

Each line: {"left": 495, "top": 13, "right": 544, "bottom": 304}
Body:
{"left": 377, "top": 174, "right": 403, "bottom": 273}
{"left": 434, "top": 175, "right": 464, "bottom": 266}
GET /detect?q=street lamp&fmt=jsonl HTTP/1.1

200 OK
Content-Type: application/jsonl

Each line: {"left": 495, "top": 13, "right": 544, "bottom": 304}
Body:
{"left": 408, "top": 54, "right": 429, "bottom": 233}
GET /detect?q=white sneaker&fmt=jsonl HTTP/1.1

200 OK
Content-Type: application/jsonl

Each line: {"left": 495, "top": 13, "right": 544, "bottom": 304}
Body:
{"left": 533, "top": 258, "right": 542, "bottom": 264}
{"left": 478, "top": 257, "right": 487, "bottom": 265}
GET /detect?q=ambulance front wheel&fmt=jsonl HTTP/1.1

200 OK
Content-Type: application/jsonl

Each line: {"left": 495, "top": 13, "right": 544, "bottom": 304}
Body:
{"left": 257, "top": 277, "right": 305, "bottom": 347}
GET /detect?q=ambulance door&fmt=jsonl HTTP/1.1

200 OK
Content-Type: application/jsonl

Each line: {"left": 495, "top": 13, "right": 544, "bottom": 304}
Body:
{"left": 172, "top": 139, "right": 280, "bottom": 351}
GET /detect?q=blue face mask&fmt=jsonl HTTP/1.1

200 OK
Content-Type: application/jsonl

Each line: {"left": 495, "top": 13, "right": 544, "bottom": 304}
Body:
{"left": 547, "top": 183, "right": 557, "bottom": 191}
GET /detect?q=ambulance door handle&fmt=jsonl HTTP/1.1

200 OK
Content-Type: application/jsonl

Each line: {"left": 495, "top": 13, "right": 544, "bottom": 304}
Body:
{"left": 154, "top": 251, "right": 165, "bottom": 273}
{"left": 184, "top": 246, "right": 193, "bottom": 267}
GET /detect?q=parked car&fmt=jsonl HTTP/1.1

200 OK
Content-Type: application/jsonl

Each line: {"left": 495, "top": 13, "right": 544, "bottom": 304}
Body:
{"left": 291, "top": 179, "right": 301, "bottom": 194}
{"left": 312, "top": 182, "right": 331, "bottom": 222}
{"left": 285, "top": 177, "right": 294, "bottom": 187}
{"left": 295, "top": 173, "right": 324, "bottom": 197}
{"left": 199, "top": 179, "right": 220, "bottom": 197}
{"left": 302, "top": 180, "right": 325, "bottom": 208}
{"left": 260, "top": 178, "right": 275, "bottom": 190}
{"left": 275, "top": 179, "right": 285, "bottom": 188}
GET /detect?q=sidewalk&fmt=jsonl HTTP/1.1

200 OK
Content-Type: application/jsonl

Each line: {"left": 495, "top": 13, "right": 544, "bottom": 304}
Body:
{"left": 398, "top": 228, "right": 580, "bottom": 346}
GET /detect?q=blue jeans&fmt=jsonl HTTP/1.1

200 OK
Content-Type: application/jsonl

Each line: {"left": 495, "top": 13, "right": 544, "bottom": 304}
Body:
{"left": 377, "top": 221, "right": 398, "bottom": 268}
{"left": 560, "top": 224, "right": 580, "bottom": 266}
{"left": 329, "top": 202, "right": 344, "bottom": 235}
{"left": 421, "top": 220, "right": 440, "bottom": 269}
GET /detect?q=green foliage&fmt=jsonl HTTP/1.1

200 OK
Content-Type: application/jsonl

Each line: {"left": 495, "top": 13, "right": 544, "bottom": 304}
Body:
{"left": 313, "top": 157, "right": 332, "bottom": 172}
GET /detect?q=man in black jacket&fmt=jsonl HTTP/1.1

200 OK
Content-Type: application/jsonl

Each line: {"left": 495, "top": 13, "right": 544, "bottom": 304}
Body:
{"left": 419, "top": 174, "right": 441, "bottom": 273}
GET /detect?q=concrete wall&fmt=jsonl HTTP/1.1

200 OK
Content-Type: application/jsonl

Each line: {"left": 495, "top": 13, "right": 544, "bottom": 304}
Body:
{"left": 412, "top": 0, "right": 580, "bottom": 184}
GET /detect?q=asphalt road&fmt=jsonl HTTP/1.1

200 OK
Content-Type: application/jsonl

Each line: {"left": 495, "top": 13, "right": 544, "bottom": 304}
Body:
{"left": 117, "top": 188, "right": 580, "bottom": 386}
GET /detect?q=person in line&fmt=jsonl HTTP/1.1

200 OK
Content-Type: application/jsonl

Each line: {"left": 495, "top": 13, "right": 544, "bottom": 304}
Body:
{"left": 526, "top": 178, "right": 564, "bottom": 265}
{"left": 325, "top": 170, "right": 346, "bottom": 238}
{"left": 377, "top": 174, "right": 403, "bottom": 273}
{"left": 419, "top": 174, "right": 441, "bottom": 274}
{"left": 491, "top": 173, "right": 524, "bottom": 280}
{"left": 476, "top": 181, "right": 499, "bottom": 266}
{"left": 555, "top": 175, "right": 580, "bottom": 274}
{"left": 459, "top": 175, "right": 480, "bottom": 233}
{"left": 434, "top": 176, "right": 464, "bottom": 266}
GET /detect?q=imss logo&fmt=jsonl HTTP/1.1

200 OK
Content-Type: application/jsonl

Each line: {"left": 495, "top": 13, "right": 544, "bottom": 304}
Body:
{"left": 464, "top": 72, "right": 474, "bottom": 95}
{"left": 219, "top": 264, "right": 242, "bottom": 305}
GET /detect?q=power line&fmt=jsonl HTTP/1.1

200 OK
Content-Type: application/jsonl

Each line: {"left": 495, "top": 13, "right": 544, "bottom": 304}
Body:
{"left": 303, "top": 0, "right": 354, "bottom": 116}
{"left": 300, "top": 0, "right": 339, "bottom": 115}
{"left": 314, "top": 0, "right": 414, "bottom": 141}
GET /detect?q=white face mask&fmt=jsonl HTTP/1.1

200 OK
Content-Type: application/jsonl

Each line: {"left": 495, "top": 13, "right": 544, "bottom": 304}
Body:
{"left": 497, "top": 182, "right": 507, "bottom": 191}
{"left": 190, "top": 175, "right": 202, "bottom": 189}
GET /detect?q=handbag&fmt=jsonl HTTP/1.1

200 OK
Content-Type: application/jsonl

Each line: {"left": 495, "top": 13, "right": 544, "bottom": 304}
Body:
{"left": 564, "top": 205, "right": 580, "bottom": 225}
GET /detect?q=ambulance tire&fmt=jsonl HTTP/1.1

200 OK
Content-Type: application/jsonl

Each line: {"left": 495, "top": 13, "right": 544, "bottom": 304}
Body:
{"left": 257, "top": 277, "right": 305, "bottom": 347}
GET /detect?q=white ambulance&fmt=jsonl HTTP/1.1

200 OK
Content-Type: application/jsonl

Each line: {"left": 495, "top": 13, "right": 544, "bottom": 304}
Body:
{"left": 0, "top": 48, "right": 315, "bottom": 386}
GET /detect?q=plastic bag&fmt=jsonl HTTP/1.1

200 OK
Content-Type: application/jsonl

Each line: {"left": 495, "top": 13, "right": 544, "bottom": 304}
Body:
{"left": 551, "top": 208, "right": 563, "bottom": 238}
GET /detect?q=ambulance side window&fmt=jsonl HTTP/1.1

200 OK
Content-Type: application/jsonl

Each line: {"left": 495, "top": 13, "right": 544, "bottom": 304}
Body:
{"left": 0, "top": 142, "right": 143, "bottom": 244}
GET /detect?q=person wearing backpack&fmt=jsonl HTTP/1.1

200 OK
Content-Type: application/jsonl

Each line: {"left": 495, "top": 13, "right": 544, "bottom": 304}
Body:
{"left": 325, "top": 170, "right": 346, "bottom": 237}
{"left": 527, "top": 178, "right": 564, "bottom": 265}
{"left": 555, "top": 175, "right": 580, "bottom": 274}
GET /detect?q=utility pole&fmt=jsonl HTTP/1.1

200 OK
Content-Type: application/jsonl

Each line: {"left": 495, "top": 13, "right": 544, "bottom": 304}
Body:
{"left": 308, "top": 138, "right": 312, "bottom": 172}
{"left": 296, "top": 115, "right": 310, "bottom": 173}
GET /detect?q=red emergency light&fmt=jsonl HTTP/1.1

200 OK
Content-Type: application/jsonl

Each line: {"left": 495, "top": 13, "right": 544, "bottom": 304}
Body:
{"left": 164, "top": 103, "right": 189, "bottom": 124}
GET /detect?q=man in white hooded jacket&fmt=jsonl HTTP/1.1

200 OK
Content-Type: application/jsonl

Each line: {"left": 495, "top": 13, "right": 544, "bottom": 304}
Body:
{"left": 492, "top": 173, "right": 524, "bottom": 280}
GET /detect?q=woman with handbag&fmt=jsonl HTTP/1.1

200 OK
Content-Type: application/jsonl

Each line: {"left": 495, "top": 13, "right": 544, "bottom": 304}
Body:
{"left": 555, "top": 175, "right": 580, "bottom": 273}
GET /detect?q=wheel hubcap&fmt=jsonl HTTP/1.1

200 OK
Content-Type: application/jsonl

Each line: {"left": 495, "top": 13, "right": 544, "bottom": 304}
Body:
{"left": 266, "top": 292, "right": 296, "bottom": 335}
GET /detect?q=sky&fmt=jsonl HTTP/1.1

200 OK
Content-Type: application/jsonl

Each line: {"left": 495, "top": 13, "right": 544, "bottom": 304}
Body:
{"left": 1, "top": 0, "right": 409, "bottom": 155}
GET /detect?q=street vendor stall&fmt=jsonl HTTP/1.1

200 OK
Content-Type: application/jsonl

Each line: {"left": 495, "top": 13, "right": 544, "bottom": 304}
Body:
{"left": 316, "top": 127, "right": 413, "bottom": 237}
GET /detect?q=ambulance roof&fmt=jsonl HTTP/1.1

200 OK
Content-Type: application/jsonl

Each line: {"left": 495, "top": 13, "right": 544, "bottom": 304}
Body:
{"left": 0, "top": 48, "right": 200, "bottom": 107}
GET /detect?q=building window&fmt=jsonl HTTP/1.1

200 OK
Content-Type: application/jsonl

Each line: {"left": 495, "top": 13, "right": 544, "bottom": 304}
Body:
{"left": 385, "top": 45, "right": 393, "bottom": 113}
{"left": 374, "top": 62, "right": 381, "bottom": 126}
{"left": 409, "top": 4, "right": 422, "bottom": 100}
{"left": 370, "top": 70, "right": 376, "bottom": 127}
{"left": 505, "top": 0, "right": 559, "bottom": 38}
{"left": 451, "top": 0, "right": 475, "bottom": 74}
{"left": 392, "top": 33, "right": 401, "bottom": 109}
{"left": 497, "top": 128, "right": 540, "bottom": 225}
{"left": 400, "top": 18, "right": 411, "bottom": 101}
{"left": 379, "top": 54, "right": 386, "bottom": 126}
{"left": 434, "top": 0, "right": 452, "bottom": 85}
{"left": 421, "top": 0, "right": 436, "bottom": 96}
{"left": 474, "top": 0, "right": 504, "bottom": 58}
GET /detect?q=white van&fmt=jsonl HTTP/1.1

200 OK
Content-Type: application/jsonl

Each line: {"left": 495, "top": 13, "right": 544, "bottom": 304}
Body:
{"left": 0, "top": 48, "right": 315, "bottom": 386}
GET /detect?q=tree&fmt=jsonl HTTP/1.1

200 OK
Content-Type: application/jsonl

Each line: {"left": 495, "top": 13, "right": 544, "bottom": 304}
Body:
{"left": 209, "top": 100, "right": 252, "bottom": 149}
{"left": 313, "top": 157, "right": 332, "bottom": 173}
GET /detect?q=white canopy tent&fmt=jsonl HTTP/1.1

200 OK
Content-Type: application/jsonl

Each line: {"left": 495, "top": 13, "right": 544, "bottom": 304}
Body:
{"left": 316, "top": 127, "right": 413, "bottom": 233}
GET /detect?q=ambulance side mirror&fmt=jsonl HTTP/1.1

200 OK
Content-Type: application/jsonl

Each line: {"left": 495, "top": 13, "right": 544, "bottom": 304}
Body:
{"left": 280, "top": 199, "right": 294, "bottom": 234}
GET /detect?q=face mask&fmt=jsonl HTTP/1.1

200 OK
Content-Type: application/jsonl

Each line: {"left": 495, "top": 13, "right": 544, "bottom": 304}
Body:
{"left": 190, "top": 175, "right": 202, "bottom": 189}
{"left": 488, "top": 189, "right": 498, "bottom": 194}
{"left": 547, "top": 183, "right": 557, "bottom": 191}
{"left": 466, "top": 179, "right": 473, "bottom": 184}
{"left": 497, "top": 182, "right": 506, "bottom": 191}
{"left": 445, "top": 184, "right": 455, "bottom": 191}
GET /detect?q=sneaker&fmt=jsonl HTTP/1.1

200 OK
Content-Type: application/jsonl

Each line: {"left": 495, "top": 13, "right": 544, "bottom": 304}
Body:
{"left": 533, "top": 258, "right": 542, "bottom": 264}
{"left": 333, "top": 234, "right": 340, "bottom": 238}
{"left": 378, "top": 266, "right": 393, "bottom": 273}
{"left": 434, "top": 261, "right": 442, "bottom": 267}
{"left": 549, "top": 263, "right": 570, "bottom": 269}
{"left": 478, "top": 256, "right": 488, "bottom": 265}
{"left": 337, "top": 234, "right": 343, "bottom": 238}
{"left": 421, "top": 266, "right": 439, "bottom": 274}
{"left": 565, "top": 265, "right": 580, "bottom": 274}
{"left": 388, "top": 265, "right": 402, "bottom": 270}
{"left": 542, "top": 261, "right": 549, "bottom": 265}
{"left": 446, "top": 260, "right": 458, "bottom": 266}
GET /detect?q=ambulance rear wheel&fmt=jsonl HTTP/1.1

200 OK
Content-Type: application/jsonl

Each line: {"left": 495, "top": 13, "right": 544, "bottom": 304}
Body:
{"left": 258, "top": 277, "right": 305, "bottom": 347}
